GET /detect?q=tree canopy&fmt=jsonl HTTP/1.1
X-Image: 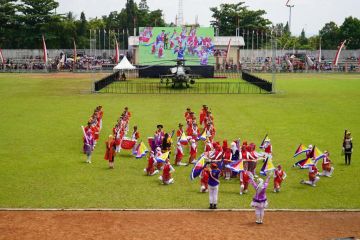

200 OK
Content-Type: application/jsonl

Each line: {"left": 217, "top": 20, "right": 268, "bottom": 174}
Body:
{"left": 210, "top": 2, "right": 271, "bottom": 36}
{"left": 0, "top": 0, "right": 359, "bottom": 50}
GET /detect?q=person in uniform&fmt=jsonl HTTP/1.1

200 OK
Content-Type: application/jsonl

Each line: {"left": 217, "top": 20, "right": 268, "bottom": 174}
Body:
{"left": 343, "top": 132, "right": 353, "bottom": 165}
{"left": 249, "top": 173, "right": 272, "bottom": 224}
{"left": 144, "top": 151, "right": 159, "bottom": 176}
{"left": 199, "top": 105, "right": 208, "bottom": 128}
{"left": 204, "top": 138, "right": 214, "bottom": 153}
{"left": 131, "top": 126, "right": 140, "bottom": 141}
{"left": 300, "top": 165, "right": 320, "bottom": 187}
{"left": 208, "top": 163, "right": 221, "bottom": 209}
{"left": 175, "top": 142, "right": 186, "bottom": 166}
{"left": 200, "top": 165, "right": 210, "bottom": 193}
{"left": 155, "top": 147, "right": 163, "bottom": 170}
{"left": 154, "top": 125, "right": 164, "bottom": 149}
{"left": 131, "top": 125, "right": 140, "bottom": 152}
{"left": 159, "top": 158, "right": 175, "bottom": 184}
{"left": 104, "top": 135, "right": 116, "bottom": 168}
{"left": 176, "top": 123, "right": 185, "bottom": 143}
{"left": 222, "top": 147, "right": 233, "bottom": 180}
{"left": 83, "top": 129, "right": 94, "bottom": 163}
{"left": 184, "top": 107, "right": 191, "bottom": 120}
{"left": 319, "top": 151, "right": 334, "bottom": 177}
{"left": 162, "top": 132, "right": 173, "bottom": 152}
{"left": 188, "top": 139, "right": 197, "bottom": 164}
{"left": 247, "top": 143, "right": 259, "bottom": 176}
{"left": 273, "top": 165, "right": 287, "bottom": 192}
{"left": 231, "top": 141, "right": 240, "bottom": 161}
{"left": 260, "top": 138, "right": 272, "bottom": 159}
{"left": 240, "top": 170, "right": 250, "bottom": 195}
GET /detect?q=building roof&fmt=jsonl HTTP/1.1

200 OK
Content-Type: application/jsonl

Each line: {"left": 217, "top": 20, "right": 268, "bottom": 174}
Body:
{"left": 113, "top": 56, "right": 136, "bottom": 70}
{"left": 213, "top": 36, "right": 245, "bottom": 47}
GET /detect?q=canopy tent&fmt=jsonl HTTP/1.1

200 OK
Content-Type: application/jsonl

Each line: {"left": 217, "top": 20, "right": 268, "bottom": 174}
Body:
{"left": 113, "top": 56, "right": 136, "bottom": 70}
{"left": 113, "top": 56, "right": 137, "bottom": 80}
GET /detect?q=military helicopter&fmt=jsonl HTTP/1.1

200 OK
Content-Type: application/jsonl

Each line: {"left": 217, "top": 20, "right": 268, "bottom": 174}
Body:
{"left": 160, "top": 59, "right": 200, "bottom": 88}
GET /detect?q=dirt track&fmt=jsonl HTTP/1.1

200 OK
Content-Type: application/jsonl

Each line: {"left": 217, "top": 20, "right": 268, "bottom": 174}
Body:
{"left": 0, "top": 211, "right": 359, "bottom": 240}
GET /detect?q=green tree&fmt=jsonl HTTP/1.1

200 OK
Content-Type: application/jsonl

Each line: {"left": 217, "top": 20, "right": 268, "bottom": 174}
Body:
{"left": 0, "top": 0, "right": 18, "bottom": 48}
{"left": 298, "top": 28, "right": 308, "bottom": 46}
{"left": 137, "top": 0, "right": 149, "bottom": 27}
{"left": 75, "top": 12, "right": 88, "bottom": 48}
{"left": 18, "top": 0, "right": 61, "bottom": 48}
{"left": 210, "top": 2, "right": 271, "bottom": 50}
{"left": 284, "top": 22, "right": 290, "bottom": 35}
{"left": 210, "top": 2, "right": 272, "bottom": 36}
{"left": 308, "top": 35, "right": 321, "bottom": 50}
{"left": 138, "top": 0, "right": 149, "bottom": 11}
{"left": 339, "top": 16, "right": 360, "bottom": 49}
{"left": 148, "top": 9, "right": 165, "bottom": 27}
{"left": 319, "top": 21, "right": 340, "bottom": 49}
{"left": 126, "top": 0, "right": 137, "bottom": 31}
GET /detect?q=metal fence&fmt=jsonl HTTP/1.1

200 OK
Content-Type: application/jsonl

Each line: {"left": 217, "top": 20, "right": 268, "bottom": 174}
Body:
{"left": 100, "top": 81, "right": 270, "bottom": 94}
{"left": 94, "top": 71, "right": 119, "bottom": 91}
{"left": 242, "top": 71, "right": 273, "bottom": 92}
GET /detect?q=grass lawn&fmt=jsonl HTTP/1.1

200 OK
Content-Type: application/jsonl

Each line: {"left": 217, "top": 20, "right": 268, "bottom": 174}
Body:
{"left": 0, "top": 72, "right": 359, "bottom": 209}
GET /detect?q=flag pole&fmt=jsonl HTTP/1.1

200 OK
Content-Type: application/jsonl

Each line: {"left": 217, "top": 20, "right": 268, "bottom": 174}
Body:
{"left": 108, "top": 29, "right": 111, "bottom": 57}
{"left": 98, "top": 29, "right": 101, "bottom": 58}
{"left": 103, "top": 29, "right": 106, "bottom": 55}
{"left": 73, "top": 38, "right": 77, "bottom": 71}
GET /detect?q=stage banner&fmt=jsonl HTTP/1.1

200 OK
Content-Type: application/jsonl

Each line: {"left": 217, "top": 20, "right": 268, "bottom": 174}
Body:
{"left": 139, "top": 27, "right": 215, "bottom": 66}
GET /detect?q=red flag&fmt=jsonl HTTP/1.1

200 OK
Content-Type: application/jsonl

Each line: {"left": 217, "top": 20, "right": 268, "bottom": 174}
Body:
{"left": 115, "top": 39, "right": 120, "bottom": 64}
{"left": 0, "top": 49, "right": 5, "bottom": 64}
{"left": 73, "top": 39, "right": 77, "bottom": 63}
{"left": 333, "top": 40, "right": 346, "bottom": 66}
{"left": 42, "top": 35, "right": 48, "bottom": 64}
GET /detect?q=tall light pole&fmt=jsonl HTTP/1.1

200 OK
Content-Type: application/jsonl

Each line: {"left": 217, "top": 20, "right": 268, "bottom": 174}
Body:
{"left": 177, "top": 0, "right": 183, "bottom": 26}
{"left": 286, "top": 1, "right": 295, "bottom": 33}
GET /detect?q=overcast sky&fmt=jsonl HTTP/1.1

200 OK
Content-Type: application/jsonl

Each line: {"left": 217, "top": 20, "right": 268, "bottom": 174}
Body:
{"left": 57, "top": 0, "right": 360, "bottom": 36}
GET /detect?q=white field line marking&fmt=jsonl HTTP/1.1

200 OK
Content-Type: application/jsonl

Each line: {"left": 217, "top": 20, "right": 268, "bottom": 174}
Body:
{"left": 0, "top": 208, "right": 359, "bottom": 212}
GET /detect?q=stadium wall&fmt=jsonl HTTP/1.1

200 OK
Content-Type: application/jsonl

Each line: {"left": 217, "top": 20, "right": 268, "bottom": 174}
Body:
{"left": 2, "top": 49, "right": 359, "bottom": 62}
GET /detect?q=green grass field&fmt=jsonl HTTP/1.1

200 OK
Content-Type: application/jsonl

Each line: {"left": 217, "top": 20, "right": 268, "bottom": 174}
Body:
{"left": 0, "top": 72, "right": 359, "bottom": 209}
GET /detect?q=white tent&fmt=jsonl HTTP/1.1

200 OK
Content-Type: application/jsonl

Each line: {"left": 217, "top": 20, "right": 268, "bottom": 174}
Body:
{"left": 113, "top": 56, "right": 136, "bottom": 70}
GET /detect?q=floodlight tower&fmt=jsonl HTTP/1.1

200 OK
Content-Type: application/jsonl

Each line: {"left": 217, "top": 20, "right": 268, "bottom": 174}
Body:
{"left": 286, "top": 0, "right": 295, "bottom": 33}
{"left": 178, "top": 0, "right": 183, "bottom": 26}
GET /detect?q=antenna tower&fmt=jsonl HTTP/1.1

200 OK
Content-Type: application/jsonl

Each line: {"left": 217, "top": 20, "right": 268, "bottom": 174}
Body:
{"left": 178, "top": 0, "right": 183, "bottom": 26}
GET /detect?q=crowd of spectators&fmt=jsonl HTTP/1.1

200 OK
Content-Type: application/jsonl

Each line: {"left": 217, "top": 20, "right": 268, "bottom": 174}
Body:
{"left": 0, "top": 51, "right": 133, "bottom": 71}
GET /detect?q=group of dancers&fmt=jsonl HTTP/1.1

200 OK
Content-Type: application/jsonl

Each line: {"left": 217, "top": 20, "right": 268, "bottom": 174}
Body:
{"left": 105, "top": 107, "right": 135, "bottom": 168}
{"left": 81, "top": 106, "right": 103, "bottom": 163}
{"left": 293, "top": 144, "right": 336, "bottom": 187}
{"left": 81, "top": 105, "right": 349, "bottom": 225}
{"left": 139, "top": 106, "right": 289, "bottom": 224}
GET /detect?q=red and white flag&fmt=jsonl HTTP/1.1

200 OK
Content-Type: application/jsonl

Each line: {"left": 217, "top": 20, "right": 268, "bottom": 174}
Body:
{"left": 42, "top": 35, "right": 48, "bottom": 64}
{"left": 115, "top": 39, "right": 120, "bottom": 64}
{"left": 73, "top": 39, "right": 77, "bottom": 63}
{"left": 226, "top": 38, "right": 231, "bottom": 61}
{"left": 333, "top": 40, "right": 346, "bottom": 66}
{"left": 0, "top": 49, "right": 5, "bottom": 64}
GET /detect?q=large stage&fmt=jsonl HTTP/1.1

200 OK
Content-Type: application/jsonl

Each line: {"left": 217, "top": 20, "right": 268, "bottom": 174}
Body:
{"left": 138, "top": 65, "right": 214, "bottom": 78}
